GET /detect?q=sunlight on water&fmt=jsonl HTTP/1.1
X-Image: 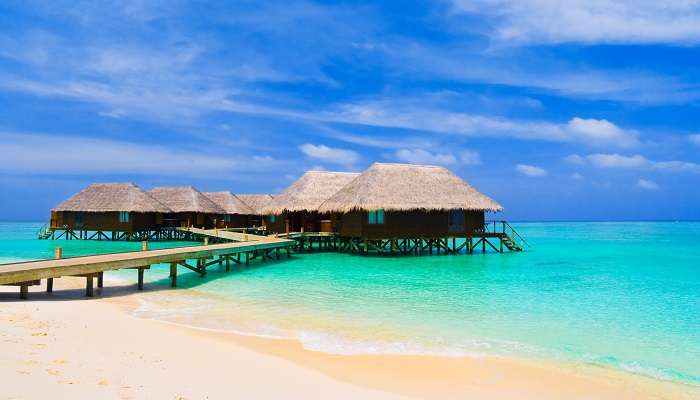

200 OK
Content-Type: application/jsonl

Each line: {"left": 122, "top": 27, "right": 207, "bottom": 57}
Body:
{"left": 2, "top": 221, "right": 699, "bottom": 385}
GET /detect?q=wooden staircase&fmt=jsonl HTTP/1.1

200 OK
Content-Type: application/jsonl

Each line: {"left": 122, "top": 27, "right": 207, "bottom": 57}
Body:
{"left": 484, "top": 221, "right": 529, "bottom": 252}
{"left": 501, "top": 234, "right": 523, "bottom": 252}
{"left": 36, "top": 224, "right": 53, "bottom": 240}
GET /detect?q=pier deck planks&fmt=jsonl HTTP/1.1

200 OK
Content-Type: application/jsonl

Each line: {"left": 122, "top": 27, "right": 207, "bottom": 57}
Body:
{"left": 0, "top": 235, "right": 294, "bottom": 286}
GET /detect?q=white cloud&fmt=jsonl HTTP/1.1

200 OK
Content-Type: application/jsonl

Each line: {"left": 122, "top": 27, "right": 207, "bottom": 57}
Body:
{"left": 395, "top": 149, "right": 456, "bottom": 165}
{"left": 585, "top": 153, "right": 650, "bottom": 169}
{"left": 393, "top": 148, "right": 481, "bottom": 166}
{"left": 564, "top": 154, "right": 586, "bottom": 165}
{"left": 689, "top": 134, "right": 700, "bottom": 147}
{"left": 652, "top": 161, "right": 700, "bottom": 173}
{"left": 566, "top": 117, "right": 638, "bottom": 147}
{"left": 515, "top": 164, "right": 546, "bottom": 177}
{"left": 566, "top": 153, "right": 700, "bottom": 173}
{"left": 637, "top": 178, "right": 659, "bottom": 190}
{"left": 450, "top": 0, "right": 700, "bottom": 45}
{"left": 458, "top": 150, "right": 482, "bottom": 165}
{"left": 0, "top": 132, "right": 279, "bottom": 178}
{"left": 379, "top": 39, "right": 699, "bottom": 104}
{"left": 318, "top": 99, "right": 638, "bottom": 147}
{"left": 299, "top": 143, "right": 359, "bottom": 166}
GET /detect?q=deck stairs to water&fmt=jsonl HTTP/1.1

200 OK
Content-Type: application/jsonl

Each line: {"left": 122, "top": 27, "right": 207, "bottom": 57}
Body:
{"left": 501, "top": 235, "right": 523, "bottom": 251}
{"left": 36, "top": 224, "right": 54, "bottom": 240}
{"left": 484, "top": 221, "right": 529, "bottom": 252}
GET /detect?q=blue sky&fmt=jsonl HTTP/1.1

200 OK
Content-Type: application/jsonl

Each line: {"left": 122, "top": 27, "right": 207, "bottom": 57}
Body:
{"left": 1, "top": 0, "right": 699, "bottom": 221}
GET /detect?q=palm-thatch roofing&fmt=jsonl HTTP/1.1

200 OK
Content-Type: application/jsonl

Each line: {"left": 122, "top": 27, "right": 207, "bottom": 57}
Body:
{"left": 318, "top": 163, "right": 503, "bottom": 213}
{"left": 203, "top": 191, "right": 255, "bottom": 215}
{"left": 149, "top": 186, "right": 225, "bottom": 214}
{"left": 53, "top": 183, "right": 172, "bottom": 213}
{"left": 261, "top": 171, "right": 360, "bottom": 214}
{"left": 237, "top": 194, "right": 274, "bottom": 215}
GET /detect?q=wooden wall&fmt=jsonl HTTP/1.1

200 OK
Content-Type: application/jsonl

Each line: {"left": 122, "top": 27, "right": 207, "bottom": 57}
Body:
{"left": 52, "top": 211, "right": 256, "bottom": 231}
{"left": 264, "top": 211, "right": 337, "bottom": 234}
{"left": 216, "top": 214, "right": 249, "bottom": 229}
{"left": 337, "top": 210, "right": 485, "bottom": 239}
{"left": 51, "top": 211, "right": 160, "bottom": 232}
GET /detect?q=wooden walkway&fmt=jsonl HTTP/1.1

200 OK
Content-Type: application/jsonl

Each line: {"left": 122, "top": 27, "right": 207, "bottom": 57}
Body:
{"left": 0, "top": 233, "right": 294, "bottom": 299}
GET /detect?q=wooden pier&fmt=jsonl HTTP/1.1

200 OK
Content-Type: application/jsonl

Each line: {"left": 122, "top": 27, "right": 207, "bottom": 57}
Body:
{"left": 0, "top": 232, "right": 294, "bottom": 300}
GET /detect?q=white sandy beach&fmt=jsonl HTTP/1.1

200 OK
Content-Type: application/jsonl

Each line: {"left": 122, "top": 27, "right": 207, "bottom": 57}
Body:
{"left": 1, "top": 278, "right": 697, "bottom": 400}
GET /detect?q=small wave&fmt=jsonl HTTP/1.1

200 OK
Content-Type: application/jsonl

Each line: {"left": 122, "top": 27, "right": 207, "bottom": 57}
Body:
{"left": 130, "top": 297, "right": 700, "bottom": 387}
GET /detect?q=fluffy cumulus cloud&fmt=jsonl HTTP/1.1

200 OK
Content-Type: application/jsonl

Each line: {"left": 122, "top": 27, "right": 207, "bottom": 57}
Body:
{"left": 449, "top": 0, "right": 700, "bottom": 45}
{"left": 566, "top": 117, "right": 639, "bottom": 147}
{"left": 565, "top": 153, "right": 700, "bottom": 173}
{"left": 637, "top": 178, "right": 659, "bottom": 190}
{"left": 515, "top": 164, "right": 546, "bottom": 177}
{"left": 299, "top": 143, "right": 359, "bottom": 166}
{"left": 393, "top": 149, "right": 481, "bottom": 166}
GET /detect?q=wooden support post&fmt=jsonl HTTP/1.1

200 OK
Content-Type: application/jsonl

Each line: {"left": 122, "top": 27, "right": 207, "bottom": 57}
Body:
{"left": 85, "top": 275, "right": 94, "bottom": 297}
{"left": 286, "top": 247, "right": 291, "bottom": 258}
{"left": 199, "top": 258, "right": 206, "bottom": 277}
{"left": 204, "top": 237, "right": 209, "bottom": 246}
{"left": 142, "top": 241, "right": 149, "bottom": 251}
{"left": 482, "top": 238, "right": 486, "bottom": 253}
{"left": 245, "top": 252, "right": 250, "bottom": 266}
{"left": 137, "top": 267, "right": 145, "bottom": 290}
{"left": 262, "top": 250, "right": 267, "bottom": 262}
{"left": 225, "top": 256, "right": 230, "bottom": 272}
{"left": 97, "top": 272, "right": 104, "bottom": 288}
{"left": 452, "top": 237, "right": 456, "bottom": 255}
{"left": 20, "top": 284, "right": 28, "bottom": 300}
{"left": 276, "top": 248, "right": 280, "bottom": 260}
{"left": 170, "top": 262, "right": 178, "bottom": 287}
{"left": 47, "top": 246, "right": 63, "bottom": 293}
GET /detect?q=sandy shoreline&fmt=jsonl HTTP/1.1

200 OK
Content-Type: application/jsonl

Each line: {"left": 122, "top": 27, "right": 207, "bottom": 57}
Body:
{"left": 1, "top": 278, "right": 697, "bottom": 400}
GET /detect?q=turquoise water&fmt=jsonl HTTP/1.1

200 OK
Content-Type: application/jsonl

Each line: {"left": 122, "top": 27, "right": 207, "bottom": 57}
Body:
{"left": 1, "top": 221, "right": 699, "bottom": 385}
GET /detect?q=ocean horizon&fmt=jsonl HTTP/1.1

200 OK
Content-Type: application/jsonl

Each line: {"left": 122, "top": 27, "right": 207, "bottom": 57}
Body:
{"left": 1, "top": 221, "right": 698, "bottom": 387}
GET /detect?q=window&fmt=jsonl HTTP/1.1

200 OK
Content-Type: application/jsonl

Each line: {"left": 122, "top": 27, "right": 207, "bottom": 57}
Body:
{"left": 224, "top": 214, "right": 231, "bottom": 222}
{"left": 269, "top": 215, "right": 276, "bottom": 223}
{"left": 119, "top": 211, "right": 129, "bottom": 223}
{"left": 368, "top": 210, "right": 385, "bottom": 224}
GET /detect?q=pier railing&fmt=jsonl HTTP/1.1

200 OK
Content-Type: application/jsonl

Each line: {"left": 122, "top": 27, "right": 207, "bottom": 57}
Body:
{"left": 484, "top": 220, "right": 530, "bottom": 248}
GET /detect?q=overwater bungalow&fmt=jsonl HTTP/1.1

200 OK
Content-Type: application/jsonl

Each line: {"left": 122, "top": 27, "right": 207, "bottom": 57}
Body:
{"left": 149, "top": 186, "right": 225, "bottom": 228}
{"left": 318, "top": 163, "right": 513, "bottom": 253}
{"left": 261, "top": 171, "right": 359, "bottom": 234}
{"left": 202, "top": 191, "right": 255, "bottom": 228}
{"left": 49, "top": 182, "right": 172, "bottom": 240}
{"left": 237, "top": 194, "right": 274, "bottom": 227}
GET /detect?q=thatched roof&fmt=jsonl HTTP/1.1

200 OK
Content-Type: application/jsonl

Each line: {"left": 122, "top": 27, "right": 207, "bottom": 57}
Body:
{"left": 203, "top": 191, "right": 255, "bottom": 215}
{"left": 261, "top": 171, "right": 360, "bottom": 214}
{"left": 53, "top": 183, "right": 171, "bottom": 213}
{"left": 318, "top": 163, "right": 503, "bottom": 213}
{"left": 237, "top": 194, "right": 274, "bottom": 215}
{"left": 149, "top": 186, "right": 225, "bottom": 214}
